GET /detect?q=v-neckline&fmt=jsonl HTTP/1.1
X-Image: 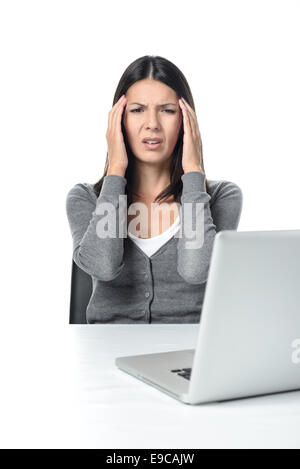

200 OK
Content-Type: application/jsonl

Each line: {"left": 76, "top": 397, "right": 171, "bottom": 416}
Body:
{"left": 126, "top": 234, "right": 177, "bottom": 259}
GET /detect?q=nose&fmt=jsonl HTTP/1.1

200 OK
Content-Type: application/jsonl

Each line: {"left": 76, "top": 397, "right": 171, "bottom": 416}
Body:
{"left": 145, "top": 110, "right": 161, "bottom": 131}
{"left": 146, "top": 123, "right": 159, "bottom": 131}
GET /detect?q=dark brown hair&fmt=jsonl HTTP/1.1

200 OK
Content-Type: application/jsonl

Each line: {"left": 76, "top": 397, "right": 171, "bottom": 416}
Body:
{"left": 93, "top": 55, "right": 209, "bottom": 207}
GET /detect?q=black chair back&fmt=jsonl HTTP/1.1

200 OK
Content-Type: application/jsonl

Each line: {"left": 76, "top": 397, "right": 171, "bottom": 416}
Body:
{"left": 69, "top": 260, "right": 92, "bottom": 324}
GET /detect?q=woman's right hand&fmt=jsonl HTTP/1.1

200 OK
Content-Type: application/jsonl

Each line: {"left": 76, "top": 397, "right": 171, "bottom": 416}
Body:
{"left": 106, "top": 95, "right": 128, "bottom": 176}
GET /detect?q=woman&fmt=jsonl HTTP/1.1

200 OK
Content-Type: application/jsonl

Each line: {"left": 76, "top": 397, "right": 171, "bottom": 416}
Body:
{"left": 66, "top": 55, "right": 243, "bottom": 324}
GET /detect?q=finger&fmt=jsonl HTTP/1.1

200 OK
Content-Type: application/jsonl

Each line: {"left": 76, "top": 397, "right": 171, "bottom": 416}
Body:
{"left": 180, "top": 99, "right": 204, "bottom": 172}
{"left": 182, "top": 97, "right": 202, "bottom": 145}
{"left": 112, "top": 98, "right": 126, "bottom": 135}
{"left": 181, "top": 98, "right": 199, "bottom": 139}
{"left": 181, "top": 98, "right": 200, "bottom": 131}
{"left": 179, "top": 99, "right": 192, "bottom": 138}
{"left": 181, "top": 97, "right": 200, "bottom": 129}
{"left": 181, "top": 97, "right": 197, "bottom": 118}
{"left": 108, "top": 95, "right": 125, "bottom": 132}
{"left": 110, "top": 96, "right": 126, "bottom": 134}
{"left": 179, "top": 98, "right": 195, "bottom": 139}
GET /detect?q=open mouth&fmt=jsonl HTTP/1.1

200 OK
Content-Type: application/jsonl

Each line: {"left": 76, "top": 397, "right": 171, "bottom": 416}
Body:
{"left": 142, "top": 140, "right": 163, "bottom": 150}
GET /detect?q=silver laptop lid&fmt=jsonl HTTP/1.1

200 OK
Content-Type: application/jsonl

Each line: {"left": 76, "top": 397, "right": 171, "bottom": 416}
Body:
{"left": 189, "top": 230, "right": 300, "bottom": 404}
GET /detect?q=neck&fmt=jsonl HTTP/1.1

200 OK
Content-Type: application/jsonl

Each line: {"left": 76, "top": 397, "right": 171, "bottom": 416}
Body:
{"left": 131, "top": 160, "right": 172, "bottom": 201}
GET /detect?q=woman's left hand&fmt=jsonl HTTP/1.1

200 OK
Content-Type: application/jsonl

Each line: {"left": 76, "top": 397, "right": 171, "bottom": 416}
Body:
{"left": 178, "top": 97, "right": 205, "bottom": 174}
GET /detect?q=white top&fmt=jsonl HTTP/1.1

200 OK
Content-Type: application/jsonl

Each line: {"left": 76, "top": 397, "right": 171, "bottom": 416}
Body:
{"left": 127, "top": 215, "right": 181, "bottom": 257}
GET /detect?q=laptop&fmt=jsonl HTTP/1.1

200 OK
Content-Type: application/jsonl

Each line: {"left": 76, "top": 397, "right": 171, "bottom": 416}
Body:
{"left": 115, "top": 229, "right": 300, "bottom": 405}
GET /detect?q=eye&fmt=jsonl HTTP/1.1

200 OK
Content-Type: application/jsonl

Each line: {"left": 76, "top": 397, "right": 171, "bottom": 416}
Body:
{"left": 130, "top": 109, "right": 176, "bottom": 114}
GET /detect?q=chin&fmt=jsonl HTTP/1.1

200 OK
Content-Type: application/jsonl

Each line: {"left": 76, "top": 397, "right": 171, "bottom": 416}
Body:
{"left": 135, "top": 154, "right": 169, "bottom": 164}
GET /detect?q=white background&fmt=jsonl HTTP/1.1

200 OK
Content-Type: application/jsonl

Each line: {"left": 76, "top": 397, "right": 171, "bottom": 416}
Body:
{"left": 0, "top": 0, "right": 299, "bottom": 448}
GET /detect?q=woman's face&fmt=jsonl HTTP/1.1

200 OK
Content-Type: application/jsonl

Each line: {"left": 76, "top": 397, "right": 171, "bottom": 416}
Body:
{"left": 122, "top": 79, "right": 182, "bottom": 164}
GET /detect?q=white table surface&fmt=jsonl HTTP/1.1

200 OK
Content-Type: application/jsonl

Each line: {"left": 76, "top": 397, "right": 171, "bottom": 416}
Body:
{"left": 1, "top": 323, "right": 300, "bottom": 449}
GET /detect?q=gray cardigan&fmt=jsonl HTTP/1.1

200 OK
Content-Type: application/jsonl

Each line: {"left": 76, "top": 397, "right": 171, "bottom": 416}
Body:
{"left": 66, "top": 171, "right": 243, "bottom": 323}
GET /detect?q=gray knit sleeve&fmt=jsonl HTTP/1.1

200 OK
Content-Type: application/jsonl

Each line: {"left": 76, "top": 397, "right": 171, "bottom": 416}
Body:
{"left": 176, "top": 171, "right": 243, "bottom": 284}
{"left": 66, "top": 175, "right": 127, "bottom": 281}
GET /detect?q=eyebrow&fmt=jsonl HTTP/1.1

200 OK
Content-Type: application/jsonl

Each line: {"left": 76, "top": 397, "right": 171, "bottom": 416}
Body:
{"left": 129, "top": 102, "right": 177, "bottom": 107}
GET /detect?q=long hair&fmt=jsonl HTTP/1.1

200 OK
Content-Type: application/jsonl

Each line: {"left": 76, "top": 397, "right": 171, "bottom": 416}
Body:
{"left": 93, "top": 55, "right": 209, "bottom": 207}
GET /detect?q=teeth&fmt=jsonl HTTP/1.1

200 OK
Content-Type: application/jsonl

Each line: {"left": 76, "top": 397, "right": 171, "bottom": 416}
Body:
{"left": 145, "top": 140, "right": 160, "bottom": 144}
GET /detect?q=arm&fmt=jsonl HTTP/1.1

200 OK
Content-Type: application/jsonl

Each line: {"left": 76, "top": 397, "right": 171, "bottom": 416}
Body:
{"left": 176, "top": 171, "right": 243, "bottom": 284}
{"left": 66, "top": 175, "right": 127, "bottom": 281}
